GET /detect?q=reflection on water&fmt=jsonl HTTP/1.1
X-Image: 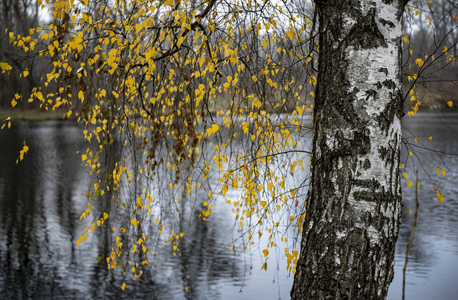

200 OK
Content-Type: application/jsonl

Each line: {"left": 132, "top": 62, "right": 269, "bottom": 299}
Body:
{"left": 0, "top": 121, "right": 285, "bottom": 299}
{"left": 388, "top": 113, "right": 458, "bottom": 300}
{"left": 0, "top": 115, "right": 457, "bottom": 299}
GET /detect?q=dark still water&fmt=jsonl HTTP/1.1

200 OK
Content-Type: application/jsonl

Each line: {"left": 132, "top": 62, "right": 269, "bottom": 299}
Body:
{"left": 0, "top": 114, "right": 457, "bottom": 299}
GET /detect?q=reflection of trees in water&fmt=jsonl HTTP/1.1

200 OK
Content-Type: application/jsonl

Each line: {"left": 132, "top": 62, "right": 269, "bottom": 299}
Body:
{"left": 396, "top": 116, "right": 458, "bottom": 277}
{"left": 0, "top": 123, "right": 244, "bottom": 299}
{"left": 89, "top": 187, "right": 244, "bottom": 299}
{"left": 174, "top": 192, "right": 242, "bottom": 300}
{"left": 397, "top": 204, "right": 435, "bottom": 278}
{"left": 2, "top": 119, "right": 458, "bottom": 298}
{"left": 84, "top": 128, "right": 246, "bottom": 298}
{"left": 52, "top": 123, "right": 84, "bottom": 275}
{"left": 0, "top": 124, "right": 74, "bottom": 298}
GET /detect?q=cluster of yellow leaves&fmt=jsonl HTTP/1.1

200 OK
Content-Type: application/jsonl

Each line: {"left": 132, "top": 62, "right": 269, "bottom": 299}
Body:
{"left": 16, "top": 143, "right": 29, "bottom": 164}
{"left": 4, "top": 0, "right": 318, "bottom": 281}
{"left": 2, "top": 1, "right": 453, "bottom": 288}
{"left": 285, "top": 249, "right": 299, "bottom": 275}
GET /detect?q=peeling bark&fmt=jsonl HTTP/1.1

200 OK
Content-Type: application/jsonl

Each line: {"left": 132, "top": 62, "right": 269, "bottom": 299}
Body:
{"left": 291, "top": 1, "right": 405, "bottom": 299}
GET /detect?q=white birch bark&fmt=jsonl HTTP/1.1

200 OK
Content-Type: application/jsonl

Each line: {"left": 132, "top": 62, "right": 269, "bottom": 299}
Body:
{"left": 291, "top": 1, "right": 407, "bottom": 299}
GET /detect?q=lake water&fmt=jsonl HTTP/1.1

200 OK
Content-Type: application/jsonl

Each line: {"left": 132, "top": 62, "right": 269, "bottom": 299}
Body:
{"left": 0, "top": 113, "right": 457, "bottom": 299}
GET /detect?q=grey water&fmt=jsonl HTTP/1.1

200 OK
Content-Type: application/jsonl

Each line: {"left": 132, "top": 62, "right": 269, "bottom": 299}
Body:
{"left": 0, "top": 113, "right": 457, "bottom": 299}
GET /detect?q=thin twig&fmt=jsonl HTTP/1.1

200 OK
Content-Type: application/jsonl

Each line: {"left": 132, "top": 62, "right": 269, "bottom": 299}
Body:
{"left": 402, "top": 171, "right": 420, "bottom": 300}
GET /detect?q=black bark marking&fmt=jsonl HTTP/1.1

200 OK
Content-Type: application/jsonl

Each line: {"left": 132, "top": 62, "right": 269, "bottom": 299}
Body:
{"left": 365, "top": 89, "right": 378, "bottom": 101}
{"left": 346, "top": 8, "right": 387, "bottom": 50}
{"left": 382, "top": 79, "right": 396, "bottom": 89}
{"left": 380, "top": 18, "right": 396, "bottom": 28}
{"left": 378, "top": 67, "right": 389, "bottom": 76}
{"left": 376, "top": 89, "right": 403, "bottom": 133}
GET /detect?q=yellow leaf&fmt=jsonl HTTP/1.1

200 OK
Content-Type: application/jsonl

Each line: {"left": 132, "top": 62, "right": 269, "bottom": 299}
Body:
{"left": 270, "top": 19, "right": 277, "bottom": 28}
{"left": 441, "top": 170, "right": 445, "bottom": 176}
{"left": 176, "top": 36, "right": 185, "bottom": 47}
{"left": 407, "top": 181, "right": 412, "bottom": 188}
{"left": 261, "top": 200, "right": 267, "bottom": 208}
{"left": 103, "top": 212, "right": 108, "bottom": 220}
{"left": 78, "top": 90, "right": 84, "bottom": 101}
{"left": 409, "top": 152, "right": 413, "bottom": 157}
{"left": 11, "top": 99, "right": 17, "bottom": 108}
{"left": 18, "top": 143, "right": 29, "bottom": 162}
{"left": 267, "top": 182, "right": 273, "bottom": 191}
{"left": 429, "top": 136, "right": 432, "bottom": 140}
{"left": 415, "top": 58, "right": 424, "bottom": 67}
{"left": 286, "top": 28, "right": 295, "bottom": 40}
{"left": 131, "top": 219, "right": 138, "bottom": 226}
{"left": 447, "top": 101, "right": 453, "bottom": 108}
{"left": 207, "top": 124, "right": 219, "bottom": 136}
{"left": 436, "top": 192, "right": 444, "bottom": 203}
{"left": 435, "top": 168, "right": 440, "bottom": 174}
{"left": 121, "top": 283, "right": 126, "bottom": 291}
{"left": 402, "top": 172, "right": 408, "bottom": 179}
{"left": 0, "top": 62, "right": 12, "bottom": 72}
{"left": 82, "top": 154, "right": 87, "bottom": 161}
{"left": 262, "top": 249, "right": 269, "bottom": 257}
{"left": 290, "top": 189, "right": 297, "bottom": 197}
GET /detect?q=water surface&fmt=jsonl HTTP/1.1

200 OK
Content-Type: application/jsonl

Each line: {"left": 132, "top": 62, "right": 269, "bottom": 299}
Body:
{"left": 0, "top": 114, "right": 457, "bottom": 299}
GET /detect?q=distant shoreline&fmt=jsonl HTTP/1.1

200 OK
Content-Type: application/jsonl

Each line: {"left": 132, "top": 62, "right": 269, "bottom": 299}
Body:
{"left": 0, "top": 107, "right": 455, "bottom": 122}
{"left": 0, "top": 108, "right": 72, "bottom": 122}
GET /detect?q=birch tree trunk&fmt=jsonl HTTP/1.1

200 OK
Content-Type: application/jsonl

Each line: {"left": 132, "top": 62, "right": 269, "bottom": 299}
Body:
{"left": 291, "top": 1, "right": 408, "bottom": 299}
